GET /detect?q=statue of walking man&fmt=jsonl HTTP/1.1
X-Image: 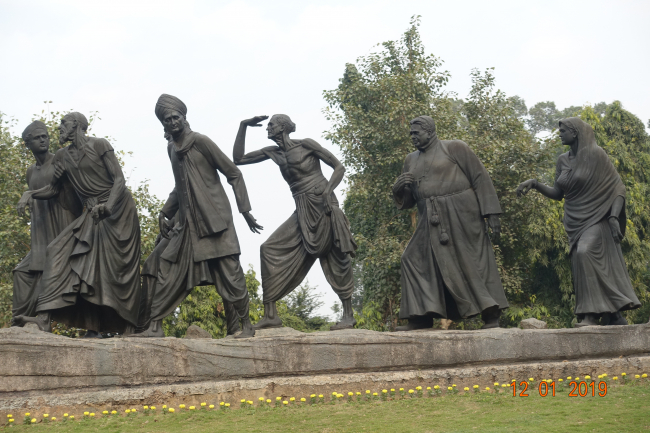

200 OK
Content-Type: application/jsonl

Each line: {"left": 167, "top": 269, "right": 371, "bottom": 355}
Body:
{"left": 392, "top": 116, "right": 508, "bottom": 330}
{"left": 233, "top": 114, "right": 357, "bottom": 330}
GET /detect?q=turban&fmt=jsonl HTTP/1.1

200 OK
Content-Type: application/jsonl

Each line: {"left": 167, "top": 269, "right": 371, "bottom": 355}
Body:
{"left": 62, "top": 112, "right": 89, "bottom": 131}
{"left": 155, "top": 94, "right": 187, "bottom": 122}
{"left": 410, "top": 115, "right": 436, "bottom": 135}
{"left": 22, "top": 120, "right": 48, "bottom": 142}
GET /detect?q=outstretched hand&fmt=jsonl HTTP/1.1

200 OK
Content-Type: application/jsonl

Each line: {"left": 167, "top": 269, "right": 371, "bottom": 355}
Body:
{"left": 242, "top": 116, "right": 268, "bottom": 128}
{"left": 516, "top": 179, "right": 537, "bottom": 197}
{"left": 487, "top": 214, "right": 501, "bottom": 244}
{"left": 243, "top": 211, "right": 263, "bottom": 234}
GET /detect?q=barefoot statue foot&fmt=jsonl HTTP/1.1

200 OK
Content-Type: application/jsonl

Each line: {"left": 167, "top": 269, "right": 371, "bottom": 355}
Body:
{"left": 574, "top": 314, "right": 599, "bottom": 327}
{"left": 330, "top": 298, "right": 356, "bottom": 330}
{"left": 235, "top": 319, "right": 255, "bottom": 339}
{"left": 13, "top": 313, "right": 52, "bottom": 332}
{"left": 253, "top": 302, "right": 283, "bottom": 330}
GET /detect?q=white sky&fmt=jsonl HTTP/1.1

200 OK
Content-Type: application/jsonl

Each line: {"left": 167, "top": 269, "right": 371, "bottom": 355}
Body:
{"left": 2, "top": 0, "right": 649, "bottom": 319}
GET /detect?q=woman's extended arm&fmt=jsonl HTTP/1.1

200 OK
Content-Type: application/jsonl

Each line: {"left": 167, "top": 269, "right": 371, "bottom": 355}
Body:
{"left": 517, "top": 179, "right": 564, "bottom": 201}
{"left": 233, "top": 117, "right": 272, "bottom": 165}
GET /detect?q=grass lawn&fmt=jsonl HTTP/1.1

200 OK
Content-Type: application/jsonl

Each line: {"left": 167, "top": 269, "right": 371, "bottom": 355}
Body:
{"left": 3, "top": 382, "right": 649, "bottom": 433}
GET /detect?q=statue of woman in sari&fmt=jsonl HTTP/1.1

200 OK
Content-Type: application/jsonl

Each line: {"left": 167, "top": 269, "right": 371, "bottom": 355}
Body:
{"left": 517, "top": 117, "right": 641, "bottom": 327}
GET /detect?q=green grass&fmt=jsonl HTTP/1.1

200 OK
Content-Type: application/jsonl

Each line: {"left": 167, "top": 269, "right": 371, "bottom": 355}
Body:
{"left": 3, "top": 382, "right": 649, "bottom": 433}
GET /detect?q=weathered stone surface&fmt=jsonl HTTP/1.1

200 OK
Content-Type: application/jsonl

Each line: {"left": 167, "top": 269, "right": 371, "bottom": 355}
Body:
{"left": 520, "top": 318, "right": 547, "bottom": 329}
{"left": 184, "top": 325, "right": 212, "bottom": 339}
{"left": 1, "top": 324, "right": 648, "bottom": 409}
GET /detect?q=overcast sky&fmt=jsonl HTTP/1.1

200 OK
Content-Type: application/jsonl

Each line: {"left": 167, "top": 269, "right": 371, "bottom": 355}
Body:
{"left": 2, "top": 0, "right": 648, "bottom": 319}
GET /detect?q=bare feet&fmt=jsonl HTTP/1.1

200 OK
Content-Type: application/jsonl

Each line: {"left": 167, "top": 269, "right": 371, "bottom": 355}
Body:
{"left": 253, "top": 302, "right": 283, "bottom": 330}
{"left": 13, "top": 313, "right": 52, "bottom": 332}
{"left": 235, "top": 320, "right": 255, "bottom": 339}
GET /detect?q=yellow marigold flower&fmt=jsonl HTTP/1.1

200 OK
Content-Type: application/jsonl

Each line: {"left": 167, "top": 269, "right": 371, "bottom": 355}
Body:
{"left": 69, "top": 416, "right": 75, "bottom": 420}
{"left": 447, "top": 387, "right": 453, "bottom": 391}
{"left": 416, "top": 386, "right": 422, "bottom": 391}
{"left": 265, "top": 400, "right": 271, "bottom": 404}
{"left": 485, "top": 387, "right": 490, "bottom": 391}
{"left": 102, "top": 411, "right": 108, "bottom": 415}
{"left": 366, "top": 390, "right": 370, "bottom": 394}
{"left": 224, "top": 404, "right": 230, "bottom": 408}
{"left": 452, "top": 384, "right": 457, "bottom": 387}
{"left": 575, "top": 377, "right": 580, "bottom": 381}
{"left": 622, "top": 373, "right": 626, "bottom": 377}
{"left": 558, "top": 379, "right": 563, "bottom": 382}
{"left": 84, "top": 411, "right": 89, "bottom": 416}
{"left": 240, "top": 399, "right": 246, "bottom": 403}
{"left": 473, "top": 385, "right": 479, "bottom": 389}
{"left": 390, "top": 389, "right": 395, "bottom": 392}
{"left": 90, "top": 413, "right": 95, "bottom": 417}
{"left": 300, "top": 398, "right": 306, "bottom": 402}
{"left": 635, "top": 375, "right": 640, "bottom": 379}
{"left": 494, "top": 382, "right": 499, "bottom": 386}
{"left": 463, "top": 387, "right": 469, "bottom": 391}
{"left": 276, "top": 397, "right": 281, "bottom": 401}
{"left": 125, "top": 409, "right": 130, "bottom": 414}
{"left": 189, "top": 406, "right": 195, "bottom": 410}
{"left": 382, "top": 389, "right": 388, "bottom": 393}
{"left": 310, "top": 394, "right": 316, "bottom": 398}
{"left": 426, "top": 387, "right": 431, "bottom": 391}
{"left": 355, "top": 392, "right": 360, "bottom": 396}
{"left": 528, "top": 378, "right": 534, "bottom": 382}
{"left": 318, "top": 394, "right": 323, "bottom": 398}
{"left": 43, "top": 414, "right": 49, "bottom": 418}
{"left": 598, "top": 375, "right": 603, "bottom": 379}
{"left": 169, "top": 408, "right": 175, "bottom": 413}
{"left": 567, "top": 377, "right": 572, "bottom": 380}
{"left": 111, "top": 411, "right": 117, "bottom": 415}
{"left": 201, "top": 402, "right": 207, "bottom": 406}
{"left": 63, "top": 413, "right": 68, "bottom": 417}
{"left": 372, "top": 393, "right": 378, "bottom": 396}
{"left": 179, "top": 404, "right": 185, "bottom": 409}
{"left": 31, "top": 418, "right": 36, "bottom": 423}
{"left": 51, "top": 417, "right": 56, "bottom": 421}
{"left": 8, "top": 419, "right": 14, "bottom": 423}
{"left": 501, "top": 384, "right": 507, "bottom": 388}
{"left": 613, "top": 377, "right": 618, "bottom": 381}
{"left": 434, "top": 385, "right": 440, "bottom": 390}
{"left": 282, "top": 401, "right": 288, "bottom": 405}
{"left": 408, "top": 389, "right": 414, "bottom": 394}
{"left": 162, "top": 405, "right": 167, "bottom": 409}
{"left": 6, "top": 415, "right": 11, "bottom": 418}
{"left": 132, "top": 408, "right": 137, "bottom": 412}
{"left": 290, "top": 397, "right": 296, "bottom": 402}
{"left": 247, "top": 401, "right": 253, "bottom": 405}
{"left": 348, "top": 392, "right": 353, "bottom": 396}
{"left": 399, "top": 388, "right": 404, "bottom": 391}
{"left": 220, "top": 402, "right": 225, "bottom": 406}
{"left": 143, "top": 406, "right": 148, "bottom": 410}
{"left": 25, "top": 413, "right": 30, "bottom": 416}
{"left": 642, "top": 374, "right": 647, "bottom": 378}
{"left": 209, "top": 405, "right": 214, "bottom": 409}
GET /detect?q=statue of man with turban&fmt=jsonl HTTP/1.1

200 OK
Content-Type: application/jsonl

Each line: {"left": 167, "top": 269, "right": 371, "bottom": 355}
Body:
{"left": 392, "top": 116, "right": 508, "bottom": 331}
{"left": 15, "top": 113, "right": 143, "bottom": 337}
{"left": 12, "top": 121, "right": 81, "bottom": 326}
{"left": 137, "top": 94, "right": 262, "bottom": 338}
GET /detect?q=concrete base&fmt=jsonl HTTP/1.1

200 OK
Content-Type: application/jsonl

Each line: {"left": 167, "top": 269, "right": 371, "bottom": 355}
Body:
{"left": 1, "top": 324, "right": 649, "bottom": 412}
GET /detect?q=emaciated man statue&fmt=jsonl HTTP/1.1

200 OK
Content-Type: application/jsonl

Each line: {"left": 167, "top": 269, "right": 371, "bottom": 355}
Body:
{"left": 12, "top": 121, "right": 81, "bottom": 326}
{"left": 15, "top": 113, "right": 143, "bottom": 337}
{"left": 136, "top": 95, "right": 261, "bottom": 338}
{"left": 392, "top": 115, "right": 508, "bottom": 330}
{"left": 233, "top": 114, "right": 357, "bottom": 330}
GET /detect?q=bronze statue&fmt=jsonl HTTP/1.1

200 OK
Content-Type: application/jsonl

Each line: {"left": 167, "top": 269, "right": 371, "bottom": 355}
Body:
{"left": 517, "top": 117, "right": 640, "bottom": 327}
{"left": 136, "top": 95, "right": 260, "bottom": 339}
{"left": 15, "top": 113, "right": 143, "bottom": 337}
{"left": 12, "top": 121, "right": 81, "bottom": 326}
{"left": 392, "top": 116, "right": 508, "bottom": 331}
{"left": 233, "top": 115, "right": 357, "bottom": 330}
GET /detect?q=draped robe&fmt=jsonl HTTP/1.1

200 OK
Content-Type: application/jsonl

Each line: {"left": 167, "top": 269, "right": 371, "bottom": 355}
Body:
{"left": 555, "top": 117, "right": 640, "bottom": 315}
{"left": 12, "top": 155, "right": 80, "bottom": 320}
{"left": 35, "top": 138, "right": 142, "bottom": 332}
{"left": 394, "top": 139, "right": 508, "bottom": 320}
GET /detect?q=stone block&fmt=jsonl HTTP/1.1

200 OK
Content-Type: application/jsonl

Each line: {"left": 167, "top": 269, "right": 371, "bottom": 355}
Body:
{"left": 520, "top": 318, "right": 547, "bottom": 329}
{"left": 184, "top": 324, "right": 212, "bottom": 339}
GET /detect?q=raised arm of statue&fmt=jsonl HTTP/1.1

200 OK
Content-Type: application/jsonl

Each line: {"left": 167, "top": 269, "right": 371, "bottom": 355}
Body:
{"left": 233, "top": 116, "right": 271, "bottom": 165}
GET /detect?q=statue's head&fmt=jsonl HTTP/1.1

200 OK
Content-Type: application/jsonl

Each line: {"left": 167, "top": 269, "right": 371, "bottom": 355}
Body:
{"left": 22, "top": 121, "right": 49, "bottom": 155}
{"left": 59, "top": 112, "right": 88, "bottom": 145}
{"left": 409, "top": 116, "right": 436, "bottom": 150}
{"left": 558, "top": 120, "right": 578, "bottom": 146}
{"left": 155, "top": 94, "right": 188, "bottom": 136}
{"left": 267, "top": 114, "right": 296, "bottom": 141}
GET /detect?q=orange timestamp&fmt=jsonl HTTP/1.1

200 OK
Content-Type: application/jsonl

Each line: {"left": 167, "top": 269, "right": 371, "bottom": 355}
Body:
{"left": 511, "top": 380, "right": 607, "bottom": 397}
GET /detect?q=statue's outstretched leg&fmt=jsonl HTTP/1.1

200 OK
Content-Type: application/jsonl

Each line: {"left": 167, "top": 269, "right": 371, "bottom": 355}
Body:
{"left": 253, "top": 301, "right": 283, "bottom": 329}
{"left": 330, "top": 298, "right": 357, "bottom": 330}
{"left": 395, "top": 315, "right": 433, "bottom": 332}
{"left": 481, "top": 306, "right": 501, "bottom": 329}
{"left": 13, "top": 312, "right": 52, "bottom": 332}
{"left": 574, "top": 314, "right": 599, "bottom": 327}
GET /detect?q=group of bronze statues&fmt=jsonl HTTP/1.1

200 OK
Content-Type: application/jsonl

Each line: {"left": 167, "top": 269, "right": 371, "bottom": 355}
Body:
{"left": 11, "top": 95, "right": 641, "bottom": 338}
